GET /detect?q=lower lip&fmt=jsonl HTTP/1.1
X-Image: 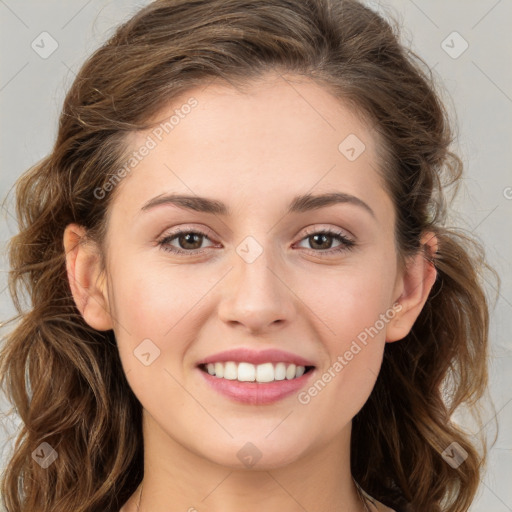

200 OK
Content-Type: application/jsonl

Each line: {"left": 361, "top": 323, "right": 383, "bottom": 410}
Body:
{"left": 197, "top": 367, "right": 316, "bottom": 405}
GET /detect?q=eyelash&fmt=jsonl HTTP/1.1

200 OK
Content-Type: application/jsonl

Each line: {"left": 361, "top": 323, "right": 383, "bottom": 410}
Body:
{"left": 157, "top": 226, "right": 356, "bottom": 257}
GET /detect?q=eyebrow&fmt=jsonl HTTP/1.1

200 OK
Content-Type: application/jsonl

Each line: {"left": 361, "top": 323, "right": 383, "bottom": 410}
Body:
{"left": 140, "top": 191, "right": 376, "bottom": 219}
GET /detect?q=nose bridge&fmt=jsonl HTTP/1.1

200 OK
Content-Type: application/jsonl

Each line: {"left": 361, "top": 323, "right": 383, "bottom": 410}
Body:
{"left": 218, "top": 232, "right": 294, "bottom": 331}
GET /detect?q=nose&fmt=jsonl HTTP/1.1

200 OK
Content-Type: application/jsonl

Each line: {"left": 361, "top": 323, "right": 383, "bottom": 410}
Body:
{"left": 217, "top": 241, "right": 296, "bottom": 334}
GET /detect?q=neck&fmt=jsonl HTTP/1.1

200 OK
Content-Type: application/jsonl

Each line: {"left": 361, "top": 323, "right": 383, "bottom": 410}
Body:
{"left": 124, "top": 410, "right": 370, "bottom": 512}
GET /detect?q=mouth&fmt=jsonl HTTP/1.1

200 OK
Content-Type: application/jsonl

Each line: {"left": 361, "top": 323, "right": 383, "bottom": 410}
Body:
{"left": 195, "top": 348, "right": 317, "bottom": 404}
{"left": 198, "top": 361, "right": 316, "bottom": 383}
{"left": 197, "top": 362, "right": 316, "bottom": 404}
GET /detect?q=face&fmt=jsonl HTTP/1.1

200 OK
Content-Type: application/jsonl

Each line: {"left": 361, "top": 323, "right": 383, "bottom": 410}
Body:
{"left": 72, "top": 72, "right": 417, "bottom": 470}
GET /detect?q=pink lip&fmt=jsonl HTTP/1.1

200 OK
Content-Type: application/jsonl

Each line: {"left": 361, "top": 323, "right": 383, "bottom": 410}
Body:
{"left": 196, "top": 348, "right": 316, "bottom": 367}
{"left": 197, "top": 367, "right": 316, "bottom": 405}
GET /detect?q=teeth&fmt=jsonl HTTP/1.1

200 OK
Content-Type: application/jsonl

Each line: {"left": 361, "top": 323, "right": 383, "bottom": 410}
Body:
{"left": 256, "top": 362, "right": 274, "bottom": 383}
{"left": 202, "top": 361, "right": 309, "bottom": 382}
{"left": 285, "top": 364, "right": 296, "bottom": 380}
{"left": 214, "top": 362, "right": 224, "bottom": 378}
{"left": 274, "top": 362, "right": 287, "bottom": 380}
{"left": 238, "top": 362, "right": 256, "bottom": 382}
{"left": 224, "top": 361, "right": 238, "bottom": 380}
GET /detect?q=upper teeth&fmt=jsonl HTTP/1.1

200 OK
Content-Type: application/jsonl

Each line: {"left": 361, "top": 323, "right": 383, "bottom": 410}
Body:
{"left": 205, "top": 362, "right": 307, "bottom": 382}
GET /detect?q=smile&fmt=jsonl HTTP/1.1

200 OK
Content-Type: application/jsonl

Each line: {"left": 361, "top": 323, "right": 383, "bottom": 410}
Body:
{"left": 199, "top": 361, "right": 315, "bottom": 383}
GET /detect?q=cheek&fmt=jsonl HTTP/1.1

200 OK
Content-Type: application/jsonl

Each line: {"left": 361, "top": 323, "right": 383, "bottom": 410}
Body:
{"left": 296, "top": 259, "right": 395, "bottom": 409}
{"left": 106, "top": 256, "right": 211, "bottom": 369}
{"left": 298, "top": 255, "right": 396, "bottom": 344}
{"left": 107, "top": 260, "right": 214, "bottom": 412}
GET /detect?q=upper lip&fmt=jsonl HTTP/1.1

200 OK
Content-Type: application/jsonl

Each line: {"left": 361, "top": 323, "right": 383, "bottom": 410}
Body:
{"left": 196, "top": 348, "right": 316, "bottom": 367}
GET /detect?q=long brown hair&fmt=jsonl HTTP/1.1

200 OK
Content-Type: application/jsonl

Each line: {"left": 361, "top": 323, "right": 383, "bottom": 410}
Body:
{"left": 0, "top": 1, "right": 499, "bottom": 510}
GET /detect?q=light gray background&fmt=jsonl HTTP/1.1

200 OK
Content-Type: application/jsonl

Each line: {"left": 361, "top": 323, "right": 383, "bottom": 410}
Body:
{"left": 0, "top": 1, "right": 511, "bottom": 510}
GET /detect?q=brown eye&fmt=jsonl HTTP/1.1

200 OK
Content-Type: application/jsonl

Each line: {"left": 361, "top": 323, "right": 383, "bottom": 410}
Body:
{"left": 175, "top": 232, "right": 205, "bottom": 250}
{"left": 296, "top": 228, "right": 356, "bottom": 256}
{"left": 307, "top": 233, "right": 337, "bottom": 250}
{"left": 158, "top": 229, "right": 217, "bottom": 255}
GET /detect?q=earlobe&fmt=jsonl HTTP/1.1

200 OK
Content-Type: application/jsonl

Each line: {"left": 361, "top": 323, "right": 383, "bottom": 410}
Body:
{"left": 386, "top": 232, "right": 438, "bottom": 343}
{"left": 63, "top": 223, "right": 113, "bottom": 331}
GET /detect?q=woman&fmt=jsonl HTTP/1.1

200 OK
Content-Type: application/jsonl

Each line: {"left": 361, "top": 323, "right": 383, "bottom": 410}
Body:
{"left": 0, "top": 1, "right": 497, "bottom": 511}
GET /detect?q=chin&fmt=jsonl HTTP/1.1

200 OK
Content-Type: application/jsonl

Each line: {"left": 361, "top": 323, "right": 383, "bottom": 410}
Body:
{"left": 197, "top": 436, "right": 310, "bottom": 471}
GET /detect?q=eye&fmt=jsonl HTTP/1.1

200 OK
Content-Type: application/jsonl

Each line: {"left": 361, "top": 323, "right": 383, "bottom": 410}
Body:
{"left": 157, "top": 228, "right": 218, "bottom": 255}
{"left": 295, "top": 227, "right": 356, "bottom": 256}
{"left": 156, "top": 226, "right": 356, "bottom": 257}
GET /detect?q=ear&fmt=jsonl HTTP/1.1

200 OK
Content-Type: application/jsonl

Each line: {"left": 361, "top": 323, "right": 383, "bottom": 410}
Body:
{"left": 386, "top": 231, "right": 438, "bottom": 343}
{"left": 63, "top": 223, "right": 113, "bottom": 331}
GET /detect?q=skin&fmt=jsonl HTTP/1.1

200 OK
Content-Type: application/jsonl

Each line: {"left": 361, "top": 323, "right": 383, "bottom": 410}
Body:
{"left": 64, "top": 72, "right": 437, "bottom": 512}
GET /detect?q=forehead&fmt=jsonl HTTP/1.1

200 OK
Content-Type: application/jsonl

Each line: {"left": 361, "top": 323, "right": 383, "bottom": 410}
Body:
{"left": 107, "top": 73, "right": 392, "bottom": 224}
